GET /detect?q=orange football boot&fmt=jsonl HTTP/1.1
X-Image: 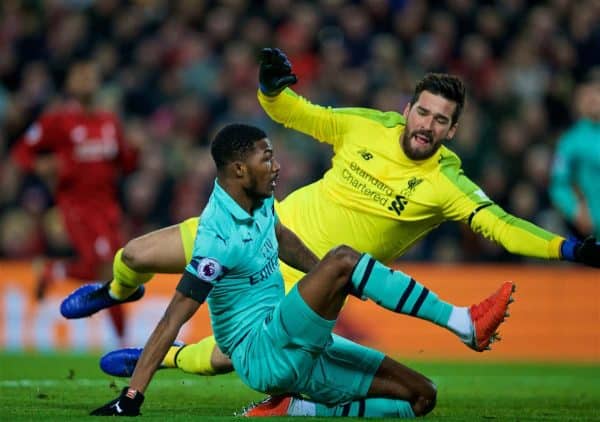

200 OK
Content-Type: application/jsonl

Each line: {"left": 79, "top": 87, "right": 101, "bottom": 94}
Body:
{"left": 467, "top": 281, "right": 515, "bottom": 352}
{"left": 239, "top": 395, "right": 293, "bottom": 417}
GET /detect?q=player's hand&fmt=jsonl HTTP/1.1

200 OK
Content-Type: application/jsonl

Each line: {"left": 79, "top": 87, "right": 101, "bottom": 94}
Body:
{"left": 561, "top": 236, "right": 600, "bottom": 268}
{"left": 258, "top": 48, "right": 297, "bottom": 96}
{"left": 90, "top": 386, "right": 144, "bottom": 416}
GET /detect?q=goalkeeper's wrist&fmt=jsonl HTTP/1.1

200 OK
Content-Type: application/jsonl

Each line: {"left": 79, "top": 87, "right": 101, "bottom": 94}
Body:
{"left": 259, "top": 83, "right": 282, "bottom": 97}
{"left": 560, "top": 237, "right": 579, "bottom": 261}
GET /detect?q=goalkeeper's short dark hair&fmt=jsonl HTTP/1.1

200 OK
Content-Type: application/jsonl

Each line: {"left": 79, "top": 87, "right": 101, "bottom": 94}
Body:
{"left": 411, "top": 74, "right": 466, "bottom": 125}
{"left": 211, "top": 123, "right": 267, "bottom": 169}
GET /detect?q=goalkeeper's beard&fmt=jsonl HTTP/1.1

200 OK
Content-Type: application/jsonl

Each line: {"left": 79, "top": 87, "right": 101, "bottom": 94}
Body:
{"left": 401, "top": 130, "right": 446, "bottom": 160}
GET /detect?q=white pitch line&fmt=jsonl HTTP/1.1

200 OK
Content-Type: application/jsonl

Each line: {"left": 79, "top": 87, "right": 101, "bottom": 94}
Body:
{"left": 0, "top": 379, "right": 211, "bottom": 388}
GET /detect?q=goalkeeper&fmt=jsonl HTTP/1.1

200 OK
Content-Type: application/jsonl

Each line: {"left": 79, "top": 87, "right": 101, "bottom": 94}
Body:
{"left": 62, "top": 48, "right": 600, "bottom": 379}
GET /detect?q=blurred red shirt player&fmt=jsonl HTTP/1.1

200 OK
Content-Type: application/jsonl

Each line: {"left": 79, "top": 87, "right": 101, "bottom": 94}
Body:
{"left": 11, "top": 60, "right": 138, "bottom": 342}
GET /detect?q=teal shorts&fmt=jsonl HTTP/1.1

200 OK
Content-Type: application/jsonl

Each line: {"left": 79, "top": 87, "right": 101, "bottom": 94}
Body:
{"left": 231, "top": 285, "right": 385, "bottom": 405}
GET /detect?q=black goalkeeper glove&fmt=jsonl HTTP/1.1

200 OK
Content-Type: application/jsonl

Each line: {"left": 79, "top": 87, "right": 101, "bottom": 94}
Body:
{"left": 258, "top": 47, "right": 297, "bottom": 96}
{"left": 560, "top": 236, "right": 600, "bottom": 268}
{"left": 90, "top": 386, "right": 144, "bottom": 416}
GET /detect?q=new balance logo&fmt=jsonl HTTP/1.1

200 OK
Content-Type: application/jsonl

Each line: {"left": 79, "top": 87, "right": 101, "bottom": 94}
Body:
{"left": 358, "top": 149, "right": 373, "bottom": 160}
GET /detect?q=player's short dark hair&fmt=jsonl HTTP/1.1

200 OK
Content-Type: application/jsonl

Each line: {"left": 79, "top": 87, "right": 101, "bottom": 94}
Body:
{"left": 211, "top": 123, "right": 267, "bottom": 169}
{"left": 411, "top": 73, "right": 466, "bottom": 125}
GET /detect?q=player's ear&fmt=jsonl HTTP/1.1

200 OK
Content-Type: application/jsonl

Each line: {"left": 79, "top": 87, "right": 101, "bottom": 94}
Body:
{"left": 447, "top": 123, "right": 458, "bottom": 140}
{"left": 403, "top": 103, "right": 411, "bottom": 118}
{"left": 233, "top": 161, "right": 247, "bottom": 178}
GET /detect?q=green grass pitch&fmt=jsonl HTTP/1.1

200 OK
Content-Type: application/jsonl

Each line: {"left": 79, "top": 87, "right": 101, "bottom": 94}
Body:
{"left": 1, "top": 352, "right": 599, "bottom": 421}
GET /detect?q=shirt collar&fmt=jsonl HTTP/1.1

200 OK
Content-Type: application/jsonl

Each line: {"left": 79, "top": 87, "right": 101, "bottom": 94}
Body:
{"left": 213, "top": 179, "right": 265, "bottom": 223}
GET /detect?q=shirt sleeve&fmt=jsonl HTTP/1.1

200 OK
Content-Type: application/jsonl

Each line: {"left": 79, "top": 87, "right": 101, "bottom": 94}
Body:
{"left": 469, "top": 205, "right": 564, "bottom": 259}
{"left": 10, "top": 114, "right": 59, "bottom": 171}
{"left": 258, "top": 88, "right": 348, "bottom": 150}
{"left": 438, "top": 160, "right": 564, "bottom": 259}
{"left": 549, "top": 131, "right": 578, "bottom": 221}
{"left": 258, "top": 88, "right": 406, "bottom": 152}
{"left": 184, "top": 226, "right": 236, "bottom": 286}
{"left": 437, "top": 154, "right": 494, "bottom": 222}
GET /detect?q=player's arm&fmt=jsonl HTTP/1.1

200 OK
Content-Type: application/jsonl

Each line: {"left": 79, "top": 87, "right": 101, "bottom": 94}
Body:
{"left": 130, "top": 276, "right": 208, "bottom": 393}
{"left": 90, "top": 271, "right": 210, "bottom": 416}
{"left": 10, "top": 114, "right": 59, "bottom": 175}
{"left": 439, "top": 166, "right": 562, "bottom": 259}
{"left": 468, "top": 204, "right": 564, "bottom": 259}
{"left": 275, "top": 220, "right": 319, "bottom": 274}
{"left": 90, "top": 223, "right": 230, "bottom": 416}
{"left": 439, "top": 161, "right": 600, "bottom": 267}
{"left": 257, "top": 48, "right": 351, "bottom": 148}
{"left": 461, "top": 195, "right": 599, "bottom": 267}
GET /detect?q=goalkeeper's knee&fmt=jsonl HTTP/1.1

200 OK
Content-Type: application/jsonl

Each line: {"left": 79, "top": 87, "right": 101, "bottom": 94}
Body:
{"left": 110, "top": 249, "right": 153, "bottom": 300}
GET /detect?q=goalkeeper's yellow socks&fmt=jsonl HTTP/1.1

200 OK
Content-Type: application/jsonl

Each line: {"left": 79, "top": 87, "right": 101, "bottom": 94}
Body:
{"left": 288, "top": 398, "right": 415, "bottom": 417}
{"left": 162, "top": 344, "right": 182, "bottom": 368}
{"left": 108, "top": 248, "right": 153, "bottom": 300}
{"left": 162, "top": 336, "right": 218, "bottom": 375}
{"left": 350, "top": 254, "right": 464, "bottom": 333}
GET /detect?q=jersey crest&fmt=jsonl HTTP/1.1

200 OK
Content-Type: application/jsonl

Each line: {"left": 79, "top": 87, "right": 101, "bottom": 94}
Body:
{"left": 388, "top": 177, "right": 424, "bottom": 216}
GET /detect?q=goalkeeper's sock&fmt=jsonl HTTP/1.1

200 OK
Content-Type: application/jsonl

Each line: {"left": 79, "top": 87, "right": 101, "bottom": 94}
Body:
{"left": 162, "top": 344, "right": 183, "bottom": 368}
{"left": 289, "top": 398, "right": 414, "bottom": 417}
{"left": 350, "top": 254, "right": 470, "bottom": 338}
{"left": 109, "top": 249, "right": 153, "bottom": 300}
{"left": 167, "top": 336, "right": 218, "bottom": 375}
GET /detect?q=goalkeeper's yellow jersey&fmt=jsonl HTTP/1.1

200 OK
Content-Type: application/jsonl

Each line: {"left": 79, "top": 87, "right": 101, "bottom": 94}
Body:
{"left": 259, "top": 89, "right": 564, "bottom": 282}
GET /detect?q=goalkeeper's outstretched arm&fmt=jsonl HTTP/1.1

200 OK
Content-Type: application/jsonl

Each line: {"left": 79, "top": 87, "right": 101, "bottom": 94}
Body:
{"left": 470, "top": 205, "right": 600, "bottom": 267}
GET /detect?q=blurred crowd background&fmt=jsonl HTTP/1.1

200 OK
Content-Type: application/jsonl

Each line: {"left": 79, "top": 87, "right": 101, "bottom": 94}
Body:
{"left": 1, "top": 0, "right": 599, "bottom": 263}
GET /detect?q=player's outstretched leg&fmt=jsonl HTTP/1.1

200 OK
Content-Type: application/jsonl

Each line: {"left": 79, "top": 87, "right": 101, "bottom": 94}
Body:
{"left": 240, "top": 353, "right": 435, "bottom": 418}
{"left": 100, "top": 341, "right": 186, "bottom": 377}
{"left": 348, "top": 253, "right": 515, "bottom": 352}
{"left": 467, "top": 281, "right": 515, "bottom": 351}
{"left": 60, "top": 223, "right": 192, "bottom": 319}
{"left": 60, "top": 248, "right": 151, "bottom": 318}
{"left": 240, "top": 395, "right": 418, "bottom": 417}
{"left": 100, "top": 347, "right": 144, "bottom": 377}
{"left": 98, "top": 337, "right": 231, "bottom": 377}
{"left": 60, "top": 281, "right": 145, "bottom": 319}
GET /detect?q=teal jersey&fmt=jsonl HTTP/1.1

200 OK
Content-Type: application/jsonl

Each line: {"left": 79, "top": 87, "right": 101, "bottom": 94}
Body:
{"left": 550, "top": 119, "right": 600, "bottom": 237}
{"left": 184, "top": 180, "right": 285, "bottom": 356}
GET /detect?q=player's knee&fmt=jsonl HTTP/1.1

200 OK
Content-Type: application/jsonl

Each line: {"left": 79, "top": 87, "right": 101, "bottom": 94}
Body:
{"left": 322, "top": 245, "right": 361, "bottom": 280}
{"left": 412, "top": 379, "right": 437, "bottom": 417}
{"left": 121, "top": 239, "right": 149, "bottom": 272}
